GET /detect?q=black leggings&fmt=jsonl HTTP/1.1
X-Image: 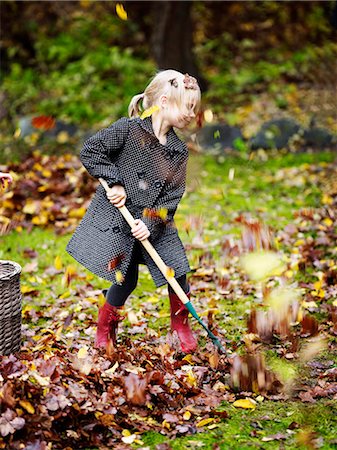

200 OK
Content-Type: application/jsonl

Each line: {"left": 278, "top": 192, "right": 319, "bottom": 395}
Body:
{"left": 106, "top": 241, "right": 189, "bottom": 307}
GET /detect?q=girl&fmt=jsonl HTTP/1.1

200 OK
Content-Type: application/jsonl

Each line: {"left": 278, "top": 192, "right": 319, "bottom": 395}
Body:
{"left": 67, "top": 69, "right": 201, "bottom": 353}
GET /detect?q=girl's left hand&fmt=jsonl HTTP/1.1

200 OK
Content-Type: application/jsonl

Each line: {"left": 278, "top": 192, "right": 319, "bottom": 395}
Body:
{"left": 131, "top": 219, "right": 150, "bottom": 241}
{"left": 0, "top": 172, "right": 13, "bottom": 188}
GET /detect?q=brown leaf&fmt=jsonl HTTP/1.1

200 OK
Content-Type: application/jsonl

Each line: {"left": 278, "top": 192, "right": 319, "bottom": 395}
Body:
{"left": 0, "top": 382, "right": 16, "bottom": 409}
{"left": 124, "top": 373, "right": 149, "bottom": 406}
{"left": 107, "top": 253, "right": 125, "bottom": 271}
{"left": 31, "top": 115, "right": 56, "bottom": 130}
{"left": 262, "top": 433, "right": 287, "bottom": 442}
{"left": 301, "top": 315, "right": 319, "bottom": 337}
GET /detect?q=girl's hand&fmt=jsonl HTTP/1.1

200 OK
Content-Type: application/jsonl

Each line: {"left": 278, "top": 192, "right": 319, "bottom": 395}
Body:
{"left": 106, "top": 184, "right": 127, "bottom": 208}
{"left": 0, "top": 172, "right": 13, "bottom": 188}
{"left": 131, "top": 219, "right": 150, "bottom": 241}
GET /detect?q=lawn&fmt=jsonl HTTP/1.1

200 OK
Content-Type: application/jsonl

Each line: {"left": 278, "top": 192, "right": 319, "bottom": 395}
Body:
{"left": 0, "top": 149, "right": 336, "bottom": 449}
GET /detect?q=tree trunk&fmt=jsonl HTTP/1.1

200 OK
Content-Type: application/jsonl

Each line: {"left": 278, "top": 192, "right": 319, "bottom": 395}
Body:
{"left": 150, "top": 1, "right": 207, "bottom": 92}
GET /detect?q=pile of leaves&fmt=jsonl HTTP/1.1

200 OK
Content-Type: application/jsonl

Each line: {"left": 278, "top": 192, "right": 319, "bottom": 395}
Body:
{"left": 1, "top": 154, "right": 337, "bottom": 448}
{"left": 0, "top": 151, "right": 97, "bottom": 235}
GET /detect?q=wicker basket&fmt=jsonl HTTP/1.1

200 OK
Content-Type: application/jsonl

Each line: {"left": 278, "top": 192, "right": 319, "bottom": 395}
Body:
{"left": 0, "top": 260, "right": 22, "bottom": 355}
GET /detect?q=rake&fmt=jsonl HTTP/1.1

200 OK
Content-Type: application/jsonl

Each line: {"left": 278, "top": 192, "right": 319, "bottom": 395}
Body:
{"left": 99, "top": 178, "right": 225, "bottom": 353}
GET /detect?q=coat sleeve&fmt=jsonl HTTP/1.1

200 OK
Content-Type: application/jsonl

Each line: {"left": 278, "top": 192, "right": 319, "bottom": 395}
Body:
{"left": 80, "top": 117, "right": 129, "bottom": 187}
{"left": 141, "top": 154, "right": 188, "bottom": 240}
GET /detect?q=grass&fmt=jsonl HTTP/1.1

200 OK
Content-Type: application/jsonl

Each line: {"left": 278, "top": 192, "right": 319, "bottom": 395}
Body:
{"left": 1, "top": 149, "right": 336, "bottom": 449}
{"left": 138, "top": 400, "right": 337, "bottom": 449}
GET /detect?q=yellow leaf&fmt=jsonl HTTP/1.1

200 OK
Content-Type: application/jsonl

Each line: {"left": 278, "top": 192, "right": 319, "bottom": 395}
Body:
{"left": 33, "top": 162, "right": 44, "bottom": 172}
{"left": 183, "top": 411, "right": 191, "bottom": 420}
{"left": 317, "top": 289, "right": 325, "bottom": 299}
{"left": 162, "top": 420, "right": 171, "bottom": 430}
{"left": 32, "top": 214, "right": 48, "bottom": 225}
{"left": 19, "top": 400, "right": 35, "bottom": 414}
{"left": 42, "top": 169, "right": 52, "bottom": 178}
{"left": 122, "top": 429, "right": 131, "bottom": 437}
{"left": 54, "top": 255, "right": 63, "bottom": 270}
{"left": 313, "top": 280, "right": 322, "bottom": 291}
{"left": 233, "top": 398, "right": 256, "bottom": 409}
{"left": 204, "top": 109, "right": 213, "bottom": 123}
{"left": 77, "top": 346, "right": 88, "bottom": 359}
{"left": 333, "top": 299, "right": 337, "bottom": 307}
{"left": 23, "top": 200, "right": 39, "bottom": 215}
{"left": 37, "top": 185, "right": 48, "bottom": 192}
{"left": 56, "top": 131, "right": 69, "bottom": 144}
{"left": 21, "top": 285, "right": 38, "bottom": 294}
{"left": 14, "top": 128, "right": 21, "bottom": 138}
{"left": 322, "top": 194, "right": 333, "bottom": 205}
{"left": 182, "top": 354, "right": 194, "bottom": 365}
{"left": 166, "top": 267, "right": 175, "bottom": 278}
{"left": 140, "top": 105, "right": 159, "bottom": 120}
{"left": 158, "top": 208, "right": 168, "bottom": 220}
{"left": 186, "top": 369, "right": 198, "bottom": 387}
{"left": 69, "top": 207, "right": 86, "bottom": 219}
{"left": 302, "top": 301, "right": 318, "bottom": 309}
{"left": 115, "top": 270, "right": 124, "bottom": 283}
{"left": 323, "top": 218, "right": 333, "bottom": 227}
{"left": 116, "top": 3, "right": 128, "bottom": 20}
{"left": 196, "top": 418, "right": 215, "bottom": 427}
{"left": 240, "top": 251, "right": 286, "bottom": 281}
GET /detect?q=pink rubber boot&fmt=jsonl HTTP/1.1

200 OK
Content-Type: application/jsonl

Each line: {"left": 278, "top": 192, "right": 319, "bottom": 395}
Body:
{"left": 95, "top": 302, "right": 125, "bottom": 348}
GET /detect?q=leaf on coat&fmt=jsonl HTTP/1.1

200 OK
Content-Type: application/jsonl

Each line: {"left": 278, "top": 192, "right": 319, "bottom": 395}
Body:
{"left": 107, "top": 254, "right": 125, "bottom": 271}
{"left": 143, "top": 207, "right": 168, "bottom": 222}
{"left": 166, "top": 267, "right": 175, "bottom": 278}
{"left": 115, "top": 270, "right": 124, "bottom": 283}
{"left": 140, "top": 105, "right": 159, "bottom": 119}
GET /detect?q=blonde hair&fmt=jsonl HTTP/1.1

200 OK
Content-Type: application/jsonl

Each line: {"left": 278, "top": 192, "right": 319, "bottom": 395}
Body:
{"left": 128, "top": 69, "right": 201, "bottom": 118}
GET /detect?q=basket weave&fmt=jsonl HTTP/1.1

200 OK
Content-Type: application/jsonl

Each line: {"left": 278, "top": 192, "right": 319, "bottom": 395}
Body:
{"left": 0, "top": 260, "right": 22, "bottom": 355}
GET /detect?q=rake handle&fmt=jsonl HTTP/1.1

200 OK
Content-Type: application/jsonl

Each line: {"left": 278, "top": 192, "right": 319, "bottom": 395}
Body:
{"left": 99, "top": 178, "right": 189, "bottom": 305}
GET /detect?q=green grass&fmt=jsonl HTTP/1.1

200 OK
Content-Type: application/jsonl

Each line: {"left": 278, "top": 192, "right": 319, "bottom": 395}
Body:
{"left": 137, "top": 400, "right": 337, "bottom": 450}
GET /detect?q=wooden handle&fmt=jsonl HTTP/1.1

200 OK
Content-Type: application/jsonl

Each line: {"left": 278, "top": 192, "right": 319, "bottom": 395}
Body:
{"left": 99, "top": 178, "right": 189, "bottom": 304}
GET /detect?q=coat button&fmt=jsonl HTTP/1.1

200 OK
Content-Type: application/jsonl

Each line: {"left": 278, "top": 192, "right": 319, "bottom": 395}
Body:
{"left": 112, "top": 226, "right": 120, "bottom": 233}
{"left": 137, "top": 171, "right": 146, "bottom": 179}
{"left": 154, "top": 180, "right": 162, "bottom": 188}
{"left": 150, "top": 143, "right": 157, "bottom": 150}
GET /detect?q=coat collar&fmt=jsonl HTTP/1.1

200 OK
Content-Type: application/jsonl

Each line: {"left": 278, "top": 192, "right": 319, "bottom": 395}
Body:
{"left": 134, "top": 116, "right": 186, "bottom": 154}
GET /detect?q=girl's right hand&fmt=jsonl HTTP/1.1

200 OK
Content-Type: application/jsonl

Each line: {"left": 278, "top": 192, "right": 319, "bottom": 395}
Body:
{"left": 106, "top": 184, "right": 127, "bottom": 208}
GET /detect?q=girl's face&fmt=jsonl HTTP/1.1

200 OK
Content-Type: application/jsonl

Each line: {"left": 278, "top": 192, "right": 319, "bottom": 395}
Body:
{"left": 161, "top": 98, "right": 197, "bottom": 129}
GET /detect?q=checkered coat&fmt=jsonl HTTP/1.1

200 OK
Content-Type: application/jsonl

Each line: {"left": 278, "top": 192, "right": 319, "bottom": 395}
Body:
{"left": 66, "top": 116, "right": 191, "bottom": 287}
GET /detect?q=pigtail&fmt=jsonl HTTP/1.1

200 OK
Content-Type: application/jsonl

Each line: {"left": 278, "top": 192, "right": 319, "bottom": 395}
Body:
{"left": 128, "top": 93, "right": 145, "bottom": 118}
